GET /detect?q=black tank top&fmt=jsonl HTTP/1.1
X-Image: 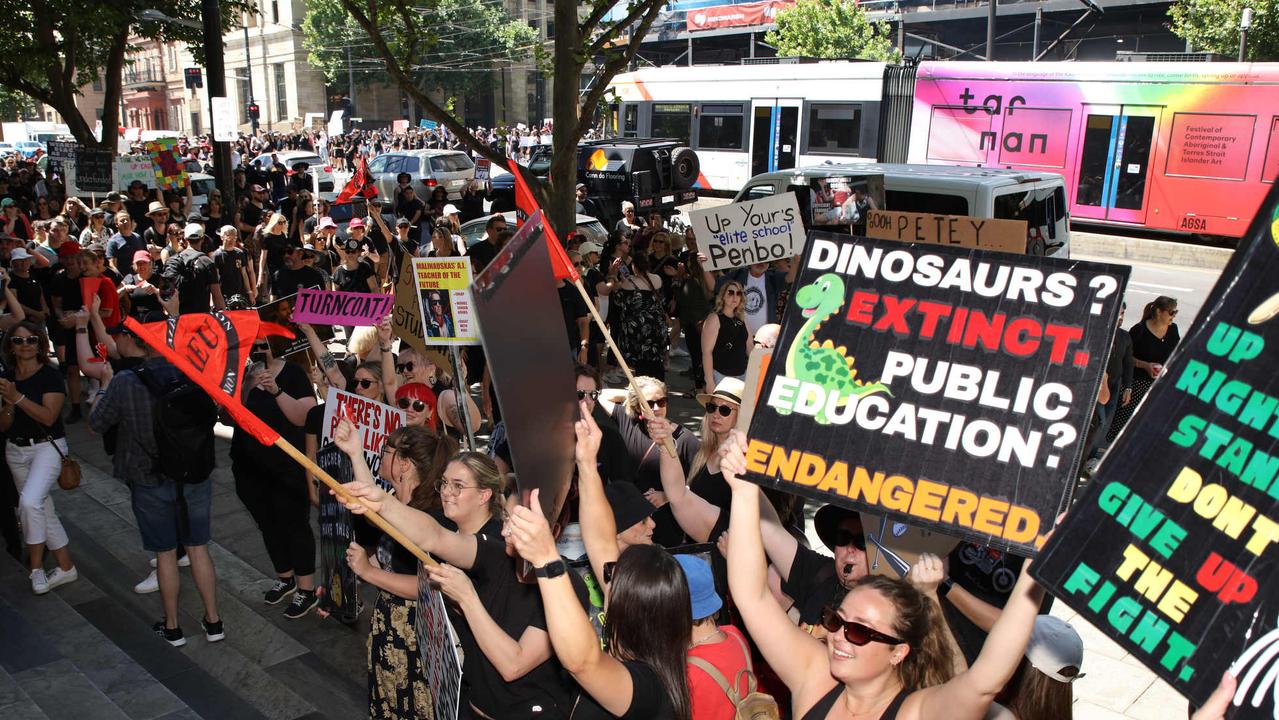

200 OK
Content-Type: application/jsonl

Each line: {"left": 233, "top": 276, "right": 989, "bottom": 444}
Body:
{"left": 711, "top": 312, "right": 749, "bottom": 376}
{"left": 800, "top": 687, "right": 909, "bottom": 720}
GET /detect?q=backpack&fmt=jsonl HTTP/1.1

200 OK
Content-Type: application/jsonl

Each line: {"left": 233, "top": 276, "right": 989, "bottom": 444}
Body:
{"left": 133, "top": 365, "right": 218, "bottom": 484}
{"left": 688, "top": 630, "right": 780, "bottom": 720}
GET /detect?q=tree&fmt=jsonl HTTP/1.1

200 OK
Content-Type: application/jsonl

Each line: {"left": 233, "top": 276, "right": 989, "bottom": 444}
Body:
{"left": 1170, "top": 0, "right": 1279, "bottom": 61}
{"left": 301, "top": 0, "right": 538, "bottom": 106}
{"left": 0, "top": 88, "right": 39, "bottom": 123}
{"left": 765, "top": 0, "right": 901, "bottom": 62}
{"left": 0, "top": 0, "right": 251, "bottom": 148}
{"left": 337, "top": 0, "right": 668, "bottom": 236}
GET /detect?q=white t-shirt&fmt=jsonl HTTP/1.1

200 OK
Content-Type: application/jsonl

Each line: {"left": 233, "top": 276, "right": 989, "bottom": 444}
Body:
{"left": 743, "top": 271, "right": 768, "bottom": 337}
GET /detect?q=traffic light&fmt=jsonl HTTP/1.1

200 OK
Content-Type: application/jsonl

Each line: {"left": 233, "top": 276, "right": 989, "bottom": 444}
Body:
{"left": 184, "top": 67, "right": 202, "bottom": 89}
{"left": 247, "top": 103, "right": 260, "bottom": 120}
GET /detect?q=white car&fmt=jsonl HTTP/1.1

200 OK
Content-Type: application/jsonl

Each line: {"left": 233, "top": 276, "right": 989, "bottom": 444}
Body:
{"left": 250, "top": 150, "right": 335, "bottom": 192}
{"left": 368, "top": 150, "right": 475, "bottom": 201}
{"left": 0, "top": 142, "right": 14, "bottom": 155}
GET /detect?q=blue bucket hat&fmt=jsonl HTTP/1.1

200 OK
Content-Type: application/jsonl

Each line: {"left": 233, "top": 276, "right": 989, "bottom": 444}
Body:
{"left": 676, "top": 554, "right": 722, "bottom": 622}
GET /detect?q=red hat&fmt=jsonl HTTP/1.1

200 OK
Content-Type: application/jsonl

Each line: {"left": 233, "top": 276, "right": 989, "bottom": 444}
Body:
{"left": 132, "top": 250, "right": 153, "bottom": 265}
{"left": 395, "top": 383, "right": 437, "bottom": 429}
{"left": 347, "top": 217, "right": 365, "bottom": 230}
{"left": 56, "top": 241, "right": 82, "bottom": 258}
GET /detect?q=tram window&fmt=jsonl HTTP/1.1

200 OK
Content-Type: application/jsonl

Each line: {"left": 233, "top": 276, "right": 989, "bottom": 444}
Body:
{"left": 806, "top": 103, "right": 862, "bottom": 155}
{"left": 1262, "top": 116, "right": 1279, "bottom": 183}
{"left": 698, "top": 104, "right": 746, "bottom": 150}
{"left": 885, "top": 190, "right": 968, "bottom": 216}
{"left": 743, "top": 184, "right": 776, "bottom": 200}
{"left": 651, "top": 103, "right": 692, "bottom": 145}
{"left": 623, "top": 104, "right": 639, "bottom": 137}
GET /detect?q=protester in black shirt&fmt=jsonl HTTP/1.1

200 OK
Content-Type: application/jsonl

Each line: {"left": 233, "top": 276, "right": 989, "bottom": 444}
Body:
{"left": 257, "top": 213, "right": 298, "bottom": 297}
{"left": 122, "top": 181, "right": 152, "bottom": 231}
{"left": 238, "top": 184, "right": 270, "bottom": 237}
{"left": 394, "top": 186, "right": 426, "bottom": 247}
{"left": 120, "top": 251, "right": 164, "bottom": 320}
{"left": 468, "top": 216, "right": 508, "bottom": 273}
{"left": 332, "top": 236, "right": 378, "bottom": 294}
{"left": 140, "top": 201, "right": 172, "bottom": 249}
{"left": 7, "top": 249, "right": 47, "bottom": 324}
{"left": 50, "top": 246, "right": 85, "bottom": 423}
{"left": 270, "top": 245, "right": 328, "bottom": 299}
{"left": 160, "top": 225, "right": 224, "bottom": 314}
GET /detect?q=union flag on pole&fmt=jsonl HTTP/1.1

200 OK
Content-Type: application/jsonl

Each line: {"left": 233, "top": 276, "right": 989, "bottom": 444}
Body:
{"left": 508, "top": 162, "right": 578, "bottom": 282}
{"left": 334, "top": 156, "right": 379, "bottom": 205}
{"left": 123, "top": 311, "right": 294, "bottom": 445}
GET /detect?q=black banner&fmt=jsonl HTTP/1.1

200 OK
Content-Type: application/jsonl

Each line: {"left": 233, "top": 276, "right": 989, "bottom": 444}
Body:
{"left": 1033, "top": 187, "right": 1279, "bottom": 716}
{"left": 316, "top": 445, "right": 360, "bottom": 624}
{"left": 743, "top": 231, "right": 1128, "bottom": 555}
{"left": 75, "top": 148, "right": 114, "bottom": 193}
{"left": 47, "top": 140, "right": 78, "bottom": 176}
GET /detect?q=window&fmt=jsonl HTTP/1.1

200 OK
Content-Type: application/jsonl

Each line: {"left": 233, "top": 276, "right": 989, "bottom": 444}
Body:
{"left": 806, "top": 103, "right": 862, "bottom": 155}
{"left": 92, "top": 78, "right": 103, "bottom": 92}
{"left": 1264, "top": 116, "right": 1279, "bottom": 183}
{"left": 271, "top": 0, "right": 279, "bottom": 23}
{"left": 234, "top": 68, "right": 250, "bottom": 122}
{"left": 273, "top": 63, "right": 287, "bottom": 120}
{"left": 651, "top": 103, "right": 691, "bottom": 145}
{"left": 622, "top": 104, "right": 639, "bottom": 138}
{"left": 430, "top": 154, "right": 475, "bottom": 172}
{"left": 885, "top": 190, "right": 969, "bottom": 216}
{"left": 400, "top": 156, "right": 420, "bottom": 174}
{"left": 697, "top": 103, "right": 745, "bottom": 150}
{"left": 743, "top": 184, "right": 775, "bottom": 200}
{"left": 367, "top": 156, "right": 390, "bottom": 174}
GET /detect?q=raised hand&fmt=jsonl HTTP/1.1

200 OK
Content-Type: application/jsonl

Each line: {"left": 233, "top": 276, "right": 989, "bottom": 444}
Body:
{"left": 906, "top": 553, "right": 945, "bottom": 597}
{"left": 574, "top": 400, "right": 602, "bottom": 466}
{"left": 333, "top": 417, "right": 361, "bottom": 457}
{"left": 506, "top": 489, "right": 559, "bottom": 568}
{"left": 332, "top": 479, "right": 387, "bottom": 514}
{"left": 718, "top": 429, "right": 752, "bottom": 488}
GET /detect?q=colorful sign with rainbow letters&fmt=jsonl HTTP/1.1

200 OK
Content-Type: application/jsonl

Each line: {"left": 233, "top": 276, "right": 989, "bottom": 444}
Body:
{"left": 1034, "top": 184, "right": 1279, "bottom": 717}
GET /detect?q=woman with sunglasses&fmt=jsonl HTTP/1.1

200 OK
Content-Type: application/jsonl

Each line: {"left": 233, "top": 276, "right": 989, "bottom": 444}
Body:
{"left": 387, "top": 346, "right": 480, "bottom": 440}
{"left": 394, "top": 383, "right": 437, "bottom": 431}
{"left": 700, "top": 280, "right": 750, "bottom": 396}
{"left": 1107, "top": 295, "right": 1180, "bottom": 444}
{"left": 351, "top": 361, "right": 387, "bottom": 402}
{"left": 720, "top": 431, "right": 1045, "bottom": 720}
{"left": 0, "top": 321, "right": 78, "bottom": 595}
{"left": 332, "top": 421, "right": 456, "bottom": 719}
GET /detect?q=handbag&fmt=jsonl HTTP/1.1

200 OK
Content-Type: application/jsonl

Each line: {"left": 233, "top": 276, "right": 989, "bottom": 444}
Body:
{"left": 45, "top": 433, "right": 81, "bottom": 491}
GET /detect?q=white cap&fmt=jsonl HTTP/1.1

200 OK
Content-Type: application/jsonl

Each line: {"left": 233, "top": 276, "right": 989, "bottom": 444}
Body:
{"left": 184, "top": 222, "right": 204, "bottom": 239}
{"left": 442, "top": 203, "right": 460, "bottom": 216}
{"left": 1025, "top": 616, "right": 1085, "bottom": 683}
{"left": 9, "top": 247, "right": 31, "bottom": 261}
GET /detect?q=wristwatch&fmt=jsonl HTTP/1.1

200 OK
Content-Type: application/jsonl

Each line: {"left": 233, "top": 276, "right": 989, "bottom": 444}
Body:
{"left": 533, "top": 559, "right": 567, "bottom": 579}
{"left": 937, "top": 577, "right": 954, "bottom": 599}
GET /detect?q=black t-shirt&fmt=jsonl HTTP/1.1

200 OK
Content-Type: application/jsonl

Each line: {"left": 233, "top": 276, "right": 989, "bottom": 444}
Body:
{"left": 781, "top": 543, "right": 844, "bottom": 627}
{"left": 121, "top": 273, "right": 163, "bottom": 318}
{"left": 941, "top": 542, "right": 1051, "bottom": 664}
{"left": 241, "top": 201, "right": 266, "bottom": 230}
{"left": 142, "top": 225, "right": 170, "bottom": 249}
{"left": 688, "top": 465, "right": 729, "bottom": 513}
{"left": 54, "top": 270, "right": 83, "bottom": 316}
{"left": 608, "top": 404, "right": 699, "bottom": 547}
{"left": 304, "top": 402, "right": 325, "bottom": 441}
{"left": 458, "top": 538, "right": 582, "bottom": 719}
{"left": 1129, "top": 320, "right": 1180, "bottom": 365}
{"left": 559, "top": 283, "right": 589, "bottom": 350}
{"left": 468, "top": 238, "right": 498, "bottom": 273}
{"left": 271, "top": 265, "right": 326, "bottom": 299}
{"left": 262, "top": 232, "right": 299, "bottom": 278}
{"left": 162, "top": 248, "right": 220, "bottom": 314}
{"left": 9, "top": 273, "right": 43, "bottom": 313}
{"left": 5, "top": 364, "right": 66, "bottom": 441}
{"left": 213, "top": 247, "right": 248, "bottom": 297}
{"left": 395, "top": 197, "right": 426, "bottom": 244}
{"left": 123, "top": 198, "right": 151, "bottom": 230}
{"left": 231, "top": 361, "right": 313, "bottom": 465}
{"left": 332, "top": 260, "right": 376, "bottom": 294}
{"left": 572, "top": 660, "right": 676, "bottom": 720}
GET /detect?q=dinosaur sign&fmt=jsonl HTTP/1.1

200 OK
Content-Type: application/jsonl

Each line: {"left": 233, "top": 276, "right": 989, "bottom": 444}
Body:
{"left": 743, "top": 230, "right": 1128, "bottom": 555}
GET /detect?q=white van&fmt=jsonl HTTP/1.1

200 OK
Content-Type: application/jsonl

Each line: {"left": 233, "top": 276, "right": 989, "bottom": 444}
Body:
{"left": 734, "top": 163, "right": 1071, "bottom": 257}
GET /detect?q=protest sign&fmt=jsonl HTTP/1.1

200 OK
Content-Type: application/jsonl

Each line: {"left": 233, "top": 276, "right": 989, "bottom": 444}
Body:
{"left": 690, "top": 192, "right": 805, "bottom": 271}
{"left": 472, "top": 211, "right": 576, "bottom": 526}
{"left": 315, "top": 444, "right": 360, "bottom": 624}
{"left": 116, "top": 155, "right": 156, "bottom": 189}
{"left": 474, "top": 159, "right": 491, "bottom": 183}
{"left": 293, "top": 288, "right": 393, "bottom": 327}
{"left": 256, "top": 294, "right": 333, "bottom": 359}
{"left": 809, "top": 175, "right": 886, "bottom": 234}
{"left": 1032, "top": 187, "right": 1279, "bottom": 715}
{"left": 416, "top": 566, "right": 463, "bottom": 720}
{"left": 391, "top": 255, "right": 427, "bottom": 354}
{"left": 742, "top": 231, "right": 1128, "bottom": 554}
{"left": 392, "top": 119, "right": 409, "bottom": 133}
{"left": 144, "top": 138, "right": 188, "bottom": 190}
{"left": 419, "top": 119, "right": 438, "bottom": 130}
{"left": 211, "top": 97, "right": 237, "bottom": 142}
{"left": 47, "top": 140, "right": 78, "bottom": 176}
{"left": 320, "top": 387, "right": 406, "bottom": 479}
{"left": 75, "top": 148, "right": 113, "bottom": 193}
{"left": 866, "top": 210, "right": 1027, "bottom": 255}
{"left": 414, "top": 257, "right": 479, "bottom": 345}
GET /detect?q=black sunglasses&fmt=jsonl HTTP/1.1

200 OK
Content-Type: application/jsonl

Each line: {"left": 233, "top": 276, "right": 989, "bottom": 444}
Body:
{"left": 354, "top": 378, "right": 379, "bottom": 390}
{"left": 576, "top": 390, "right": 600, "bottom": 401}
{"left": 397, "top": 398, "right": 429, "bottom": 412}
{"left": 9, "top": 335, "right": 39, "bottom": 346}
{"left": 830, "top": 528, "right": 866, "bottom": 551}
{"left": 649, "top": 396, "right": 668, "bottom": 409}
{"left": 820, "top": 607, "right": 907, "bottom": 647}
{"left": 395, "top": 361, "right": 416, "bottom": 374}
{"left": 704, "top": 401, "right": 734, "bottom": 417}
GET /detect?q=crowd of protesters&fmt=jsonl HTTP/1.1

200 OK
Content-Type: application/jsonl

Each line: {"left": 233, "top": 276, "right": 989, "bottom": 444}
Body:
{"left": 0, "top": 130, "right": 1236, "bottom": 720}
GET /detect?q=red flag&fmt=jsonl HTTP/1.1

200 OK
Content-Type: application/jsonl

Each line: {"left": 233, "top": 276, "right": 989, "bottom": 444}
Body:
{"left": 508, "top": 163, "right": 579, "bottom": 282}
{"left": 81, "top": 276, "right": 122, "bottom": 328}
{"left": 123, "top": 311, "right": 295, "bottom": 446}
{"left": 334, "top": 156, "right": 379, "bottom": 205}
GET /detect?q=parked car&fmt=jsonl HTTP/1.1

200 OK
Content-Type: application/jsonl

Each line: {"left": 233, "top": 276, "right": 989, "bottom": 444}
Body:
{"left": 0, "top": 142, "right": 14, "bottom": 156}
{"left": 368, "top": 149, "right": 475, "bottom": 201}
{"left": 249, "top": 150, "right": 335, "bottom": 192}
{"left": 458, "top": 210, "right": 607, "bottom": 250}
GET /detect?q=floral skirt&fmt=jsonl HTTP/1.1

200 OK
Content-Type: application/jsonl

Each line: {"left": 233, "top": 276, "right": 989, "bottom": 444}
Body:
{"left": 368, "top": 590, "right": 433, "bottom": 719}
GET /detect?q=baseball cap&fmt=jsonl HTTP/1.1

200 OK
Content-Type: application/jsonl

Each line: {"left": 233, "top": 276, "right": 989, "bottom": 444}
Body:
{"left": 9, "top": 247, "right": 32, "bottom": 262}
{"left": 318, "top": 216, "right": 337, "bottom": 230}
{"left": 187, "top": 211, "right": 204, "bottom": 223}
{"left": 106, "top": 192, "right": 123, "bottom": 203}
{"left": 578, "top": 241, "right": 603, "bottom": 256}
{"left": 89, "top": 207, "right": 106, "bottom": 217}
{"left": 57, "top": 241, "right": 82, "bottom": 258}
{"left": 576, "top": 183, "right": 586, "bottom": 190}
{"left": 676, "top": 555, "right": 722, "bottom": 621}
{"left": 348, "top": 217, "right": 365, "bottom": 230}
{"left": 132, "top": 250, "right": 153, "bottom": 265}
{"left": 184, "top": 222, "right": 204, "bottom": 239}
{"left": 147, "top": 201, "right": 166, "bottom": 215}
{"left": 0, "top": 198, "right": 13, "bottom": 208}
{"left": 343, "top": 236, "right": 362, "bottom": 252}
{"left": 395, "top": 217, "right": 413, "bottom": 228}
{"left": 251, "top": 184, "right": 267, "bottom": 193}
{"left": 603, "top": 482, "right": 656, "bottom": 533}
{"left": 442, "top": 204, "right": 460, "bottom": 216}
{"left": 1025, "top": 616, "right": 1085, "bottom": 683}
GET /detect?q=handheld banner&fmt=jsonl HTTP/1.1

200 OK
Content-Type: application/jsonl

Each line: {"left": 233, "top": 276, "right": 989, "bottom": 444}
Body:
{"left": 47, "top": 140, "right": 79, "bottom": 176}
{"left": 320, "top": 387, "right": 406, "bottom": 479}
{"left": 474, "top": 159, "right": 491, "bottom": 183}
{"left": 742, "top": 231, "right": 1128, "bottom": 555}
{"left": 866, "top": 210, "right": 1027, "bottom": 255}
{"left": 143, "top": 139, "right": 188, "bottom": 190}
{"left": 414, "top": 257, "right": 480, "bottom": 345}
{"left": 256, "top": 294, "right": 333, "bottom": 359}
{"left": 416, "top": 566, "right": 463, "bottom": 720}
{"left": 1032, "top": 188, "right": 1279, "bottom": 716}
{"left": 116, "top": 155, "right": 156, "bottom": 189}
{"left": 75, "top": 148, "right": 114, "bottom": 193}
{"left": 315, "top": 444, "right": 360, "bottom": 624}
{"left": 293, "top": 288, "right": 393, "bottom": 327}
{"left": 691, "top": 192, "right": 805, "bottom": 271}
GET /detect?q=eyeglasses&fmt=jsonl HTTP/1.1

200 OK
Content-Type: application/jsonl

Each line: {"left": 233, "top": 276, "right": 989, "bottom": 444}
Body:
{"left": 397, "top": 398, "right": 429, "bottom": 413}
{"left": 395, "top": 361, "right": 416, "bottom": 374}
{"left": 704, "top": 401, "right": 734, "bottom": 417}
{"left": 725, "top": 289, "right": 742, "bottom": 297}
{"left": 820, "top": 608, "right": 907, "bottom": 647}
{"left": 830, "top": 528, "right": 866, "bottom": 551}
{"left": 354, "top": 378, "right": 379, "bottom": 390}
{"left": 436, "top": 480, "right": 477, "bottom": 495}
{"left": 649, "top": 396, "right": 668, "bottom": 409}
{"left": 576, "top": 390, "right": 600, "bottom": 401}
{"left": 9, "top": 335, "right": 39, "bottom": 346}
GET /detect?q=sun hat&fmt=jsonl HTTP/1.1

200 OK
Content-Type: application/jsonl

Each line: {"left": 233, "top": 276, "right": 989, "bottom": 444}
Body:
{"left": 814, "top": 505, "right": 863, "bottom": 552}
{"left": 9, "top": 247, "right": 31, "bottom": 262}
{"left": 676, "top": 554, "right": 722, "bottom": 621}
{"left": 578, "top": 241, "right": 603, "bottom": 256}
{"left": 695, "top": 376, "right": 744, "bottom": 408}
{"left": 147, "top": 201, "right": 166, "bottom": 215}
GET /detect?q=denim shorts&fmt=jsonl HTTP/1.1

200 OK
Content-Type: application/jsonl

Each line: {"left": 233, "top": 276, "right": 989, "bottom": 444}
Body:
{"left": 131, "top": 479, "right": 213, "bottom": 552}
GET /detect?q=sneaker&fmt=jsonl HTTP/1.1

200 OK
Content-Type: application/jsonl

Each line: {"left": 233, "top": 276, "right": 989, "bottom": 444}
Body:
{"left": 134, "top": 569, "right": 159, "bottom": 594}
{"left": 46, "top": 566, "right": 78, "bottom": 590}
{"left": 150, "top": 556, "right": 192, "bottom": 568}
{"left": 283, "top": 590, "right": 319, "bottom": 620}
{"left": 152, "top": 620, "right": 186, "bottom": 647}
{"left": 201, "top": 617, "right": 225, "bottom": 643}
{"left": 30, "top": 568, "right": 49, "bottom": 595}
{"left": 263, "top": 577, "right": 297, "bottom": 605}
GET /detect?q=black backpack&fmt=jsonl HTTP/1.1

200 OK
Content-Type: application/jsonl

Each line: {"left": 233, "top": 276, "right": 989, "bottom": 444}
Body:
{"left": 134, "top": 365, "right": 218, "bottom": 484}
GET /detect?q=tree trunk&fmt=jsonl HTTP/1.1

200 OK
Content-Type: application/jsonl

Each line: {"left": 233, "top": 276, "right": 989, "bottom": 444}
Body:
{"left": 546, "top": 0, "right": 584, "bottom": 241}
{"left": 96, "top": 33, "right": 128, "bottom": 151}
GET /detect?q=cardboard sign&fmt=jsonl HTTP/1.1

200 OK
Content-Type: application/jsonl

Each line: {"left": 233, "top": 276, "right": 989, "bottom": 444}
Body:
{"left": 47, "top": 140, "right": 78, "bottom": 176}
{"left": 116, "top": 155, "right": 155, "bottom": 190}
{"left": 315, "top": 444, "right": 360, "bottom": 624}
{"left": 75, "top": 148, "right": 114, "bottom": 193}
{"left": 691, "top": 192, "right": 805, "bottom": 271}
{"left": 860, "top": 514, "right": 961, "bottom": 579}
{"left": 320, "top": 387, "right": 406, "bottom": 479}
{"left": 391, "top": 254, "right": 427, "bottom": 354}
{"left": 144, "top": 138, "right": 188, "bottom": 190}
{"left": 416, "top": 566, "right": 463, "bottom": 720}
{"left": 293, "top": 288, "right": 393, "bottom": 327}
{"left": 742, "top": 231, "right": 1129, "bottom": 554}
{"left": 414, "top": 257, "right": 479, "bottom": 345}
{"left": 256, "top": 294, "right": 333, "bottom": 358}
{"left": 471, "top": 211, "right": 576, "bottom": 525}
{"left": 474, "top": 159, "right": 491, "bottom": 183}
{"left": 1032, "top": 188, "right": 1279, "bottom": 715}
{"left": 419, "top": 119, "right": 438, "bottom": 130}
{"left": 867, "top": 210, "right": 1028, "bottom": 255}
{"left": 211, "top": 97, "right": 237, "bottom": 142}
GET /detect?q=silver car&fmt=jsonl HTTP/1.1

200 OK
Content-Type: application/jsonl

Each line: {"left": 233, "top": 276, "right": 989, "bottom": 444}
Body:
{"left": 369, "top": 150, "right": 475, "bottom": 201}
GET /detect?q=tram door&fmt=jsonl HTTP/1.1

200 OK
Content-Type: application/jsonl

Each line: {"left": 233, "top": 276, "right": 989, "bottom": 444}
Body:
{"left": 751, "top": 99, "right": 801, "bottom": 176}
{"left": 1073, "top": 104, "right": 1162, "bottom": 224}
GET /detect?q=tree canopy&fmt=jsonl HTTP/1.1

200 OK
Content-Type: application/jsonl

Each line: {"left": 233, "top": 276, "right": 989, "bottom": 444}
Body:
{"left": 1170, "top": 0, "right": 1278, "bottom": 61}
{"left": 765, "top": 0, "right": 901, "bottom": 62}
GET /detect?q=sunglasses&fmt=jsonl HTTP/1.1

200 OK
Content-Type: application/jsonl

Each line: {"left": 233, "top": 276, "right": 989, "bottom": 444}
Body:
{"left": 725, "top": 289, "right": 742, "bottom": 296}
{"left": 1167, "top": 309, "right": 1179, "bottom": 316}
{"left": 704, "top": 401, "right": 734, "bottom": 417}
{"left": 9, "top": 335, "right": 39, "bottom": 346}
{"left": 397, "top": 398, "right": 429, "bottom": 413}
{"left": 395, "top": 361, "right": 416, "bottom": 374}
{"left": 354, "top": 378, "right": 379, "bottom": 390}
{"left": 830, "top": 528, "right": 866, "bottom": 551}
{"left": 576, "top": 390, "right": 600, "bottom": 401}
{"left": 820, "top": 607, "right": 907, "bottom": 647}
{"left": 650, "top": 396, "right": 668, "bottom": 409}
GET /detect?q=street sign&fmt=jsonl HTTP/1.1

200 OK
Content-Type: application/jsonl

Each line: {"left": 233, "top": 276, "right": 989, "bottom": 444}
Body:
{"left": 75, "top": 148, "right": 114, "bottom": 193}
{"left": 211, "top": 97, "right": 237, "bottom": 142}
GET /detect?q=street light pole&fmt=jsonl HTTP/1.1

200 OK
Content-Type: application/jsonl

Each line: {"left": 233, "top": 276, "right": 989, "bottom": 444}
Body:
{"left": 199, "top": 0, "right": 235, "bottom": 207}
{"left": 1239, "top": 7, "right": 1253, "bottom": 62}
{"left": 243, "top": 25, "right": 258, "bottom": 134}
{"left": 987, "top": 0, "right": 997, "bottom": 61}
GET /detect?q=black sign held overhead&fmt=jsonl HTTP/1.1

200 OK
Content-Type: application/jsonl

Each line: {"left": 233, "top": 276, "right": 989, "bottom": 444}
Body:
{"left": 47, "top": 140, "right": 78, "bottom": 176}
{"left": 742, "top": 231, "right": 1129, "bottom": 556}
{"left": 1033, "top": 187, "right": 1279, "bottom": 717}
{"left": 75, "top": 148, "right": 114, "bottom": 193}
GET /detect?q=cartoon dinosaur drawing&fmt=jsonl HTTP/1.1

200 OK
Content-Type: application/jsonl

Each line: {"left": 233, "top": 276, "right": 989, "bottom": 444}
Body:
{"left": 785, "top": 272, "right": 890, "bottom": 424}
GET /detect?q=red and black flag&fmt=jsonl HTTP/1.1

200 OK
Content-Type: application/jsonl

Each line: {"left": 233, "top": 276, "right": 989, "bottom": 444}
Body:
{"left": 123, "top": 311, "right": 294, "bottom": 445}
{"left": 334, "top": 156, "right": 379, "bottom": 205}
{"left": 508, "top": 163, "right": 578, "bottom": 282}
